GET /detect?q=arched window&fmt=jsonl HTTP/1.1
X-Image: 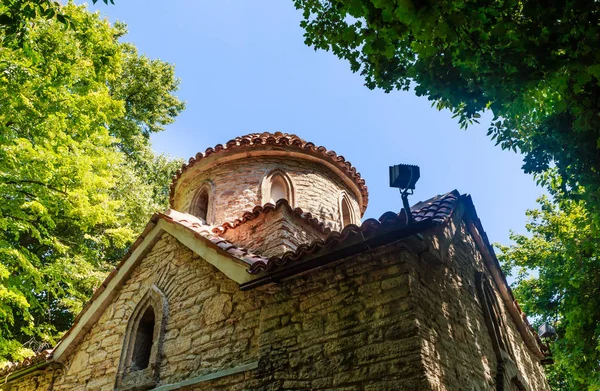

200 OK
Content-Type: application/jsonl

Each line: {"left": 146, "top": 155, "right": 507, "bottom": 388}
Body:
{"left": 131, "top": 307, "right": 155, "bottom": 371}
{"left": 270, "top": 174, "right": 289, "bottom": 204}
{"left": 341, "top": 196, "right": 352, "bottom": 227}
{"left": 116, "top": 286, "right": 167, "bottom": 390}
{"left": 189, "top": 181, "right": 215, "bottom": 224}
{"left": 339, "top": 192, "right": 356, "bottom": 228}
{"left": 261, "top": 170, "right": 294, "bottom": 206}
{"left": 191, "top": 188, "right": 209, "bottom": 220}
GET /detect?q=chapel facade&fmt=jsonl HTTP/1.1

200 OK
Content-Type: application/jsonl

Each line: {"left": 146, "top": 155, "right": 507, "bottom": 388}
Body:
{"left": 1, "top": 132, "right": 551, "bottom": 391}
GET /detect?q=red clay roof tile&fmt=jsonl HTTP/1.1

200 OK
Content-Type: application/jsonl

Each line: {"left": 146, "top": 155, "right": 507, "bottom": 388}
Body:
{"left": 212, "top": 198, "right": 332, "bottom": 236}
{"left": 169, "top": 132, "right": 369, "bottom": 215}
{"left": 0, "top": 349, "right": 52, "bottom": 378}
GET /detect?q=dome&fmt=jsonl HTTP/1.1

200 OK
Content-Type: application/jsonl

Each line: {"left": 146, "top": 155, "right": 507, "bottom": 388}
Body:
{"left": 169, "top": 132, "right": 368, "bottom": 231}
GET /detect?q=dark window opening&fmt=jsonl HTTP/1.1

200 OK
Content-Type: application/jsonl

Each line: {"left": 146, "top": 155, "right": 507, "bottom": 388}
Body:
{"left": 341, "top": 196, "right": 352, "bottom": 227}
{"left": 131, "top": 306, "right": 155, "bottom": 371}
{"left": 192, "top": 189, "right": 209, "bottom": 220}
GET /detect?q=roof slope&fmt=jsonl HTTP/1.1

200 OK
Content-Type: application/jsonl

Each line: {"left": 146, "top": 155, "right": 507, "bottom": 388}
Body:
{"left": 245, "top": 190, "right": 460, "bottom": 274}
{"left": 213, "top": 198, "right": 332, "bottom": 236}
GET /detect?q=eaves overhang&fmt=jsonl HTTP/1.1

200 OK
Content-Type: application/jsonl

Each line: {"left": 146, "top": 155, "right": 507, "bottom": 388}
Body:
{"left": 48, "top": 213, "right": 262, "bottom": 364}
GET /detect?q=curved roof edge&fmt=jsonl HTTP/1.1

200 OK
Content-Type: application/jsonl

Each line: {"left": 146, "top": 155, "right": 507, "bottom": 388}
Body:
{"left": 169, "top": 132, "right": 369, "bottom": 215}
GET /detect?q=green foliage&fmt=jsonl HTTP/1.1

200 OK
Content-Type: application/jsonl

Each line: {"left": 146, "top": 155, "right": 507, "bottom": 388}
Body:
{"left": 294, "top": 0, "right": 600, "bottom": 207}
{"left": 0, "top": 0, "right": 114, "bottom": 58}
{"left": 0, "top": 4, "right": 183, "bottom": 362}
{"left": 295, "top": 1, "right": 600, "bottom": 386}
{"left": 498, "top": 193, "right": 600, "bottom": 390}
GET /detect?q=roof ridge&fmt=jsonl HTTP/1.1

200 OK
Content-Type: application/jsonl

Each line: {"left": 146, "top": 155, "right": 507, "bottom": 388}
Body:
{"left": 212, "top": 199, "right": 332, "bottom": 235}
{"left": 160, "top": 209, "right": 270, "bottom": 267}
{"left": 247, "top": 190, "right": 462, "bottom": 274}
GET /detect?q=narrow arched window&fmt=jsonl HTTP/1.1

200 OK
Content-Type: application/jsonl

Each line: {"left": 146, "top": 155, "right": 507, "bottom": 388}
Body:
{"left": 341, "top": 196, "right": 352, "bottom": 227}
{"left": 270, "top": 175, "right": 289, "bottom": 203}
{"left": 116, "top": 286, "right": 167, "bottom": 390}
{"left": 131, "top": 306, "right": 155, "bottom": 371}
{"left": 261, "top": 170, "right": 295, "bottom": 207}
{"left": 191, "top": 188, "right": 209, "bottom": 221}
{"left": 339, "top": 192, "right": 356, "bottom": 228}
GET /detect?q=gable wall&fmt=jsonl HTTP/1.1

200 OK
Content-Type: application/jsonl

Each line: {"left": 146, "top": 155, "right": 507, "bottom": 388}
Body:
{"left": 58, "top": 232, "right": 261, "bottom": 391}
{"left": 412, "top": 221, "right": 550, "bottom": 391}
{"left": 4, "top": 233, "right": 427, "bottom": 391}
{"left": 4, "top": 221, "right": 551, "bottom": 391}
{"left": 220, "top": 206, "right": 329, "bottom": 257}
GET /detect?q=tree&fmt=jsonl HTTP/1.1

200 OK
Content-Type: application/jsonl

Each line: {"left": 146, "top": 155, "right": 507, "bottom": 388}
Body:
{"left": 0, "top": 0, "right": 113, "bottom": 57}
{"left": 294, "top": 0, "right": 600, "bottom": 208}
{"left": 0, "top": 3, "right": 184, "bottom": 362}
{"left": 498, "top": 192, "right": 600, "bottom": 390}
{"left": 293, "top": 1, "right": 600, "bottom": 386}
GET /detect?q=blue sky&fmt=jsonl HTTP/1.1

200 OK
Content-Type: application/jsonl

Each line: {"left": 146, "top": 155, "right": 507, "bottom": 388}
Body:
{"left": 85, "top": 0, "right": 544, "bottom": 246}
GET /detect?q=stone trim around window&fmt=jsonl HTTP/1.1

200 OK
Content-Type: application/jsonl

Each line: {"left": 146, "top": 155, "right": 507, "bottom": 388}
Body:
{"left": 260, "top": 169, "right": 295, "bottom": 207}
{"left": 115, "top": 285, "right": 168, "bottom": 391}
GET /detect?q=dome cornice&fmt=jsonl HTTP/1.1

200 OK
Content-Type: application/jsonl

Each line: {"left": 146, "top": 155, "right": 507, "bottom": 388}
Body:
{"left": 169, "top": 132, "right": 369, "bottom": 215}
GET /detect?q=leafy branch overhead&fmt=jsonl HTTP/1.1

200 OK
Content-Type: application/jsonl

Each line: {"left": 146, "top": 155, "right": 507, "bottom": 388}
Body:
{"left": 293, "top": 1, "right": 600, "bottom": 388}
{"left": 295, "top": 0, "right": 600, "bottom": 201}
{"left": 0, "top": 0, "right": 114, "bottom": 54}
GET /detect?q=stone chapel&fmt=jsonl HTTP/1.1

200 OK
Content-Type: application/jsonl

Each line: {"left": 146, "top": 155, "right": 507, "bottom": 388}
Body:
{"left": 1, "top": 132, "right": 551, "bottom": 390}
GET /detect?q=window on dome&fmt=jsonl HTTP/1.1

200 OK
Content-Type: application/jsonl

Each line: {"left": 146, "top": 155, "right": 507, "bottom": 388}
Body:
{"left": 341, "top": 195, "right": 353, "bottom": 227}
{"left": 191, "top": 188, "right": 209, "bottom": 220}
{"left": 270, "top": 175, "right": 289, "bottom": 203}
{"left": 262, "top": 170, "right": 294, "bottom": 207}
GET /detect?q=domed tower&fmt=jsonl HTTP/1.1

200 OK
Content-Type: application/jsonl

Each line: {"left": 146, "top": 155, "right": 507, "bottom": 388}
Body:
{"left": 169, "top": 132, "right": 368, "bottom": 256}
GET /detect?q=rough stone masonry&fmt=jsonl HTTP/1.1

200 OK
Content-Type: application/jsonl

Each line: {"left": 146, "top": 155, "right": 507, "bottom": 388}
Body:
{"left": 0, "top": 132, "right": 551, "bottom": 391}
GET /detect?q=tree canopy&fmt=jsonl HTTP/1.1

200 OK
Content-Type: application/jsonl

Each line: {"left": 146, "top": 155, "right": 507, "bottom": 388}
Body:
{"left": 498, "top": 193, "right": 600, "bottom": 389}
{"left": 0, "top": 0, "right": 114, "bottom": 54}
{"left": 294, "top": 0, "right": 600, "bottom": 206}
{"left": 0, "top": 4, "right": 183, "bottom": 362}
{"left": 293, "top": 0, "right": 600, "bottom": 387}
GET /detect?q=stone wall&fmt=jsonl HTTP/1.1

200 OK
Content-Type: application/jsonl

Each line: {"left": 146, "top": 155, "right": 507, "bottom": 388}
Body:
{"left": 220, "top": 205, "right": 329, "bottom": 257}
{"left": 3, "top": 235, "right": 426, "bottom": 390}
{"left": 3, "top": 222, "right": 550, "bottom": 391}
{"left": 173, "top": 156, "right": 361, "bottom": 231}
{"left": 252, "top": 243, "right": 426, "bottom": 391}
{"left": 2, "top": 364, "right": 61, "bottom": 391}
{"left": 412, "top": 222, "right": 550, "bottom": 391}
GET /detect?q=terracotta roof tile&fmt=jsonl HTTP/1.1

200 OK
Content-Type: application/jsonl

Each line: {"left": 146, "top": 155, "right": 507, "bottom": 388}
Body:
{"left": 212, "top": 199, "right": 332, "bottom": 236}
{"left": 247, "top": 190, "right": 461, "bottom": 274}
{"left": 160, "top": 210, "right": 270, "bottom": 269}
{"left": 0, "top": 349, "right": 52, "bottom": 378}
{"left": 411, "top": 191, "right": 460, "bottom": 223}
{"left": 169, "top": 132, "right": 369, "bottom": 215}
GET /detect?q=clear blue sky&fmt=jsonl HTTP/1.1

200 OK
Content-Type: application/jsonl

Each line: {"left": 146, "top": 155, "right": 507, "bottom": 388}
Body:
{"left": 85, "top": 0, "right": 543, "bottom": 246}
